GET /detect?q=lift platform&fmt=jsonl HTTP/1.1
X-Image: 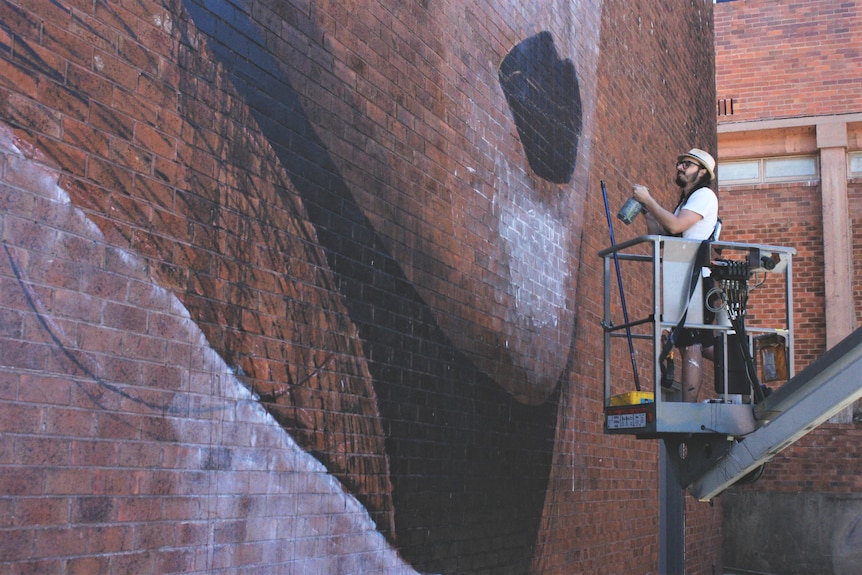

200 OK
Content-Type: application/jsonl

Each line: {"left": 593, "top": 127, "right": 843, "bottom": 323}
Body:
{"left": 599, "top": 235, "right": 862, "bottom": 500}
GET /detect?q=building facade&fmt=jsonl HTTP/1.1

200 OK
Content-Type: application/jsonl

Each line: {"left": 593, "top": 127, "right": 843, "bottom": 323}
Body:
{"left": 715, "top": 1, "right": 862, "bottom": 573}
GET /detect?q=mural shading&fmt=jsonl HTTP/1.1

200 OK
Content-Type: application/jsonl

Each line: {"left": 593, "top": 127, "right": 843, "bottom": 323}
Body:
{"left": 0, "top": 0, "right": 607, "bottom": 571}
{"left": 179, "top": 1, "right": 559, "bottom": 571}
{"left": 0, "top": 125, "right": 419, "bottom": 574}
{"left": 499, "top": 31, "right": 582, "bottom": 185}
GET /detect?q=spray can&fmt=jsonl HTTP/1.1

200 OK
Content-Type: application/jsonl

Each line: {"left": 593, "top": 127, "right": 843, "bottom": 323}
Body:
{"left": 617, "top": 197, "right": 644, "bottom": 225}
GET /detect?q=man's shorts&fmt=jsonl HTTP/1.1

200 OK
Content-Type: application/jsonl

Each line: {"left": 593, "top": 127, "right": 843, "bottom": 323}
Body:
{"left": 675, "top": 326, "right": 715, "bottom": 348}
{"left": 675, "top": 277, "right": 717, "bottom": 349}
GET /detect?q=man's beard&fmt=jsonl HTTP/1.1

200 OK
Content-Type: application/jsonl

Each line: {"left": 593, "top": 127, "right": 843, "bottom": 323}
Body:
{"left": 675, "top": 171, "right": 687, "bottom": 187}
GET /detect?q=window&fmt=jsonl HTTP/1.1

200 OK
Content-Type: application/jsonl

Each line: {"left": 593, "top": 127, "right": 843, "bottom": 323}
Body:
{"left": 718, "top": 156, "right": 818, "bottom": 185}
{"left": 763, "top": 156, "right": 818, "bottom": 181}
{"left": 719, "top": 160, "right": 759, "bottom": 184}
{"left": 850, "top": 152, "right": 862, "bottom": 177}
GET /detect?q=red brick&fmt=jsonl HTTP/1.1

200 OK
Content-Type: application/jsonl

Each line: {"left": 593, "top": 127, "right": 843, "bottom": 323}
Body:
{"left": 52, "top": 289, "right": 101, "bottom": 323}
{"left": 150, "top": 154, "right": 184, "bottom": 187}
{"left": 0, "top": 402, "right": 43, "bottom": 434}
{"left": 34, "top": 526, "right": 87, "bottom": 560}
{"left": 93, "top": 410, "right": 144, "bottom": 442}
{"left": 31, "top": 135, "right": 87, "bottom": 178}
{"left": 43, "top": 466, "right": 92, "bottom": 496}
{"left": 0, "top": 62, "right": 39, "bottom": 104}
{"left": 135, "top": 73, "right": 176, "bottom": 110}
{"left": 133, "top": 123, "right": 176, "bottom": 161}
{"left": 89, "top": 468, "right": 134, "bottom": 496}
{"left": 0, "top": 527, "right": 36, "bottom": 561}
{"left": 110, "top": 550, "right": 156, "bottom": 573}
{"left": 16, "top": 436, "right": 72, "bottom": 467}
{"left": 156, "top": 548, "right": 197, "bottom": 574}
{"left": 104, "top": 138, "right": 153, "bottom": 176}
{"left": 15, "top": 497, "right": 71, "bottom": 527}
{"left": 115, "top": 496, "right": 161, "bottom": 523}
{"left": 91, "top": 50, "right": 138, "bottom": 91}
{"left": 71, "top": 440, "right": 119, "bottom": 467}
{"left": 66, "top": 555, "right": 110, "bottom": 575}
{"left": 40, "top": 21, "right": 92, "bottom": 70}
{"left": 0, "top": 340, "right": 49, "bottom": 372}
{"left": 82, "top": 523, "right": 133, "bottom": 554}
{"left": 64, "top": 62, "right": 113, "bottom": 104}
{"left": 0, "top": 307, "right": 23, "bottom": 339}
{"left": 0, "top": 465, "right": 43, "bottom": 497}
{"left": 4, "top": 153, "right": 60, "bottom": 196}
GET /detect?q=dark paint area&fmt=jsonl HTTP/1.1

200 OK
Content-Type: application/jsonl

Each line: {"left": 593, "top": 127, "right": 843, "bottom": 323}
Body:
{"left": 499, "top": 31, "right": 582, "bottom": 185}
{"left": 181, "top": 2, "right": 559, "bottom": 573}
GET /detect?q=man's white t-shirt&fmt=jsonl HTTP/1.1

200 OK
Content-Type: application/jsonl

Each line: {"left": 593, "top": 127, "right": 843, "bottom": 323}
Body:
{"left": 675, "top": 187, "right": 718, "bottom": 240}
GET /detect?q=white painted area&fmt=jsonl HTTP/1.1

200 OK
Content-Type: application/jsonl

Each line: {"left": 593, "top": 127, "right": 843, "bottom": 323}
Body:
{"left": 496, "top": 185, "right": 568, "bottom": 331}
{"left": 0, "top": 122, "right": 423, "bottom": 574}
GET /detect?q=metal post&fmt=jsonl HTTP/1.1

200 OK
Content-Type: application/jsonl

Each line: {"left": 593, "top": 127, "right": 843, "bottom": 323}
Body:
{"left": 660, "top": 430, "right": 685, "bottom": 574}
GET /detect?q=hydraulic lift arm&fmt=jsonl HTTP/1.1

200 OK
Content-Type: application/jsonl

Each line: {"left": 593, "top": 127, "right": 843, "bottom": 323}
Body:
{"left": 687, "top": 326, "right": 862, "bottom": 501}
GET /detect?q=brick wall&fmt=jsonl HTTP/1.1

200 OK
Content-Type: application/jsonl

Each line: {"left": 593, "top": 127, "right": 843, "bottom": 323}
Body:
{"left": 716, "top": 1, "right": 862, "bottom": 571}
{"left": 0, "top": 0, "right": 721, "bottom": 573}
{"left": 715, "top": 0, "right": 862, "bottom": 122}
{"left": 721, "top": 174, "right": 862, "bottom": 496}
{"left": 763, "top": 424, "right": 862, "bottom": 492}
{"left": 550, "top": 2, "right": 723, "bottom": 574}
{"left": 716, "top": 0, "right": 862, "bottom": 477}
{"left": 719, "top": 180, "right": 826, "bottom": 370}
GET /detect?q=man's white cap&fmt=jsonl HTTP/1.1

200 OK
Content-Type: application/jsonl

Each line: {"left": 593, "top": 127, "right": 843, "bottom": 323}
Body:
{"left": 678, "top": 148, "right": 716, "bottom": 181}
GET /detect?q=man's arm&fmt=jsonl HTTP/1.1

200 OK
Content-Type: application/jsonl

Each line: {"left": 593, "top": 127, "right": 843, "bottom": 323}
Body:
{"left": 632, "top": 185, "right": 703, "bottom": 235}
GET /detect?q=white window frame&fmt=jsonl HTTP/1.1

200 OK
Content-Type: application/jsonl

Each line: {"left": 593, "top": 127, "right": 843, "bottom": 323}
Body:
{"left": 849, "top": 151, "right": 862, "bottom": 177}
{"left": 718, "top": 159, "right": 760, "bottom": 185}
{"left": 718, "top": 155, "right": 819, "bottom": 185}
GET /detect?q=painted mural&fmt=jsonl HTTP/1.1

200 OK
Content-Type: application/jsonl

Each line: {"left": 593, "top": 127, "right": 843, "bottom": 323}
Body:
{"left": 0, "top": 125, "right": 417, "bottom": 573}
{"left": 0, "top": 0, "right": 601, "bottom": 572}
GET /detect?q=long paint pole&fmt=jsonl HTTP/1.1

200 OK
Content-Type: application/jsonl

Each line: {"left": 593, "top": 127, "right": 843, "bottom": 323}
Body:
{"left": 601, "top": 181, "right": 640, "bottom": 391}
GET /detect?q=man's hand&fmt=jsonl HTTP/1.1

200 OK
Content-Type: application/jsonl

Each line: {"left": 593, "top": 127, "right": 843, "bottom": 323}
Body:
{"left": 632, "top": 184, "right": 651, "bottom": 204}
{"left": 632, "top": 184, "right": 666, "bottom": 234}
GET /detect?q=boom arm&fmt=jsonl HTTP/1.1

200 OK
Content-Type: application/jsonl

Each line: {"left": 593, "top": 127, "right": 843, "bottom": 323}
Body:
{"left": 687, "top": 326, "right": 862, "bottom": 501}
